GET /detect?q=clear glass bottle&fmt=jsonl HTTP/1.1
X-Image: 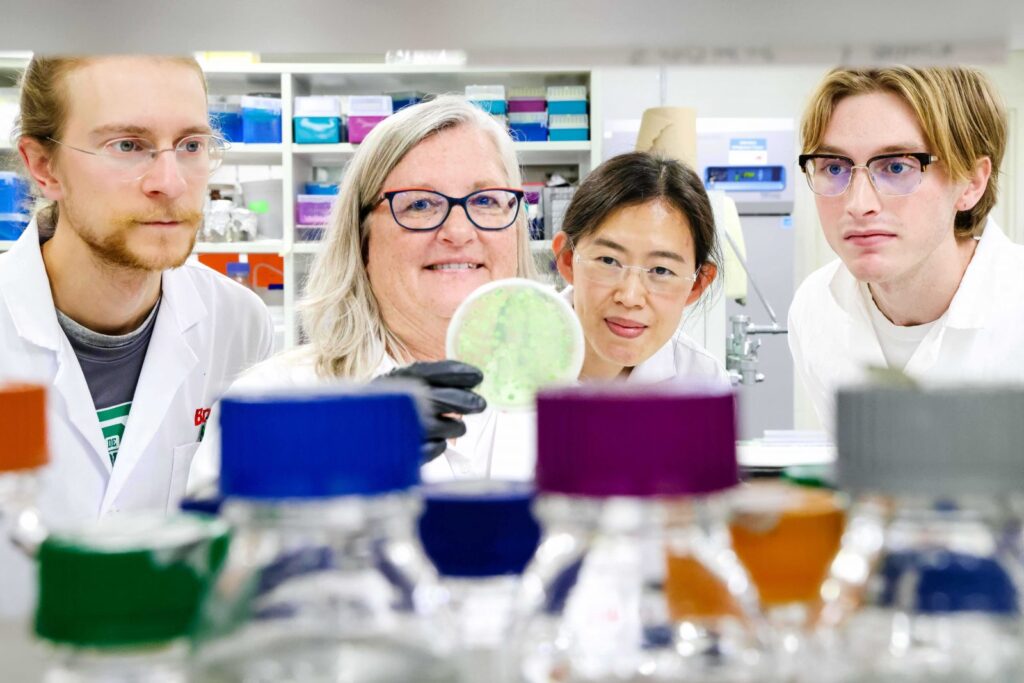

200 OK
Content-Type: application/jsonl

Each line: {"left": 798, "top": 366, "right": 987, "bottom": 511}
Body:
{"left": 814, "top": 385, "right": 1024, "bottom": 683}
{"left": 195, "top": 385, "right": 458, "bottom": 683}
{"left": 729, "top": 466, "right": 845, "bottom": 678}
{"left": 418, "top": 480, "right": 541, "bottom": 682}
{"left": 35, "top": 513, "right": 229, "bottom": 683}
{"left": 0, "top": 382, "right": 49, "bottom": 557}
{"left": 516, "top": 383, "right": 769, "bottom": 682}
{"left": 225, "top": 261, "right": 251, "bottom": 289}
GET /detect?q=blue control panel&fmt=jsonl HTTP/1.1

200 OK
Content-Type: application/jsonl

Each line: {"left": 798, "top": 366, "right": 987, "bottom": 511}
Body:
{"left": 705, "top": 165, "right": 786, "bottom": 192}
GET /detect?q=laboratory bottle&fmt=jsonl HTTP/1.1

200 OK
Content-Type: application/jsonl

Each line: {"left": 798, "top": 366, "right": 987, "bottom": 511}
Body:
{"left": 0, "top": 382, "right": 49, "bottom": 553}
{"left": 516, "top": 383, "right": 769, "bottom": 683}
{"left": 417, "top": 480, "right": 542, "bottom": 682}
{"left": 728, "top": 465, "right": 844, "bottom": 676}
{"left": 195, "top": 384, "right": 458, "bottom": 683}
{"left": 813, "top": 385, "right": 1024, "bottom": 683}
{"left": 225, "top": 261, "right": 251, "bottom": 289}
{"left": 35, "top": 513, "right": 229, "bottom": 683}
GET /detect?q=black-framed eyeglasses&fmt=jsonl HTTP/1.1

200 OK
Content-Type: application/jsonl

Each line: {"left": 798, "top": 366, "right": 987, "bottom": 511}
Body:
{"left": 363, "top": 187, "right": 524, "bottom": 231}
{"left": 798, "top": 152, "right": 939, "bottom": 197}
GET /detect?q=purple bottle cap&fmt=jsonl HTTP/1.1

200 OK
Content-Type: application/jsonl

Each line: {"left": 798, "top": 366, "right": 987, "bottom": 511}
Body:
{"left": 536, "top": 382, "right": 738, "bottom": 497}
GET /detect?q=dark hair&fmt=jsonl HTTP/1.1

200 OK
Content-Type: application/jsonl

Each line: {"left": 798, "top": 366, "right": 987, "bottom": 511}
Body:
{"left": 558, "top": 151, "right": 720, "bottom": 293}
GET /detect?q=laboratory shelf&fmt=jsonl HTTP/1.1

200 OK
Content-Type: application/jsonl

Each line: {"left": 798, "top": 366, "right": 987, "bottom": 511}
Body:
{"left": 292, "top": 242, "right": 323, "bottom": 254}
{"left": 222, "top": 143, "right": 284, "bottom": 165}
{"left": 291, "top": 141, "right": 592, "bottom": 165}
{"left": 193, "top": 240, "right": 285, "bottom": 254}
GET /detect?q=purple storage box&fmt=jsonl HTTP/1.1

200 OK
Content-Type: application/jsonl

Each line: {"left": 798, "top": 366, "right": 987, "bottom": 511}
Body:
{"left": 296, "top": 194, "right": 335, "bottom": 226}
{"left": 348, "top": 115, "right": 389, "bottom": 144}
{"left": 508, "top": 99, "right": 546, "bottom": 113}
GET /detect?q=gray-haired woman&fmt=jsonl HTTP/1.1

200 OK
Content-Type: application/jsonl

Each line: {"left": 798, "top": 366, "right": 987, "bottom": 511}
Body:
{"left": 190, "top": 95, "right": 537, "bottom": 487}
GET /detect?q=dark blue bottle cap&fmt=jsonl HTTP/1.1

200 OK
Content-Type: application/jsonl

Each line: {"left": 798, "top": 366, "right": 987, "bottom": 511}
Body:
{"left": 418, "top": 480, "right": 541, "bottom": 578}
{"left": 220, "top": 386, "right": 423, "bottom": 499}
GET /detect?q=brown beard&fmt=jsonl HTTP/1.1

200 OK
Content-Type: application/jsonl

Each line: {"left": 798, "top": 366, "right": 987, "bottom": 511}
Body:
{"left": 62, "top": 189, "right": 202, "bottom": 272}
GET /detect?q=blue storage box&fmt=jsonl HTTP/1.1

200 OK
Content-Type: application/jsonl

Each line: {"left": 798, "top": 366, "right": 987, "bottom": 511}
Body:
{"left": 0, "top": 213, "right": 28, "bottom": 241}
{"left": 388, "top": 90, "right": 428, "bottom": 111}
{"left": 509, "top": 112, "right": 548, "bottom": 143}
{"left": 209, "top": 96, "right": 243, "bottom": 142}
{"left": 304, "top": 182, "right": 340, "bottom": 195}
{"left": 241, "top": 96, "right": 283, "bottom": 143}
{"left": 0, "top": 172, "right": 30, "bottom": 215}
{"left": 294, "top": 96, "right": 343, "bottom": 144}
{"left": 549, "top": 114, "right": 589, "bottom": 142}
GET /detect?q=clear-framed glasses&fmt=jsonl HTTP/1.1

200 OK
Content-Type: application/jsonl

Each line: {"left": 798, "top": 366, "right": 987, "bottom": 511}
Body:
{"left": 798, "top": 152, "right": 939, "bottom": 197}
{"left": 47, "top": 134, "right": 230, "bottom": 181}
{"left": 366, "top": 187, "right": 524, "bottom": 231}
{"left": 572, "top": 247, "right": 699, "bottom": 297}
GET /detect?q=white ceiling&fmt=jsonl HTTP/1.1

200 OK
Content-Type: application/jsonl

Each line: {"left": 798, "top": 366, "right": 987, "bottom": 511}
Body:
{"left": 3, "top": 0, "right": 1024, "bottom": 65}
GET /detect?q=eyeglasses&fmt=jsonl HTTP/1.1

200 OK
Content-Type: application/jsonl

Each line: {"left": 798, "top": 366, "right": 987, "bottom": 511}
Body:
{"left": 798, "top": 152, "right": 939, "bottom": 197}
{"left": 366, "top": 188, "right": 524, "bottom": 231}
{"left": 572, "top": 249, "right": 699, "bottom": 297}
{"left": 47, "top": 134, "right": 229, "bottom": 181}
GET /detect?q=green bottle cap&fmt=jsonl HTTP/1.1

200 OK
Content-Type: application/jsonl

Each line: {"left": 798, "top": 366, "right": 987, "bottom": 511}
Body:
{"left": 781, "top": 464, "right": 836, "bottom": 490}
{"left": 446, "top": 278, "right": 584, "bottom": 410}
{"left": 35, "top": 513, "right": 230, "bottom": 649}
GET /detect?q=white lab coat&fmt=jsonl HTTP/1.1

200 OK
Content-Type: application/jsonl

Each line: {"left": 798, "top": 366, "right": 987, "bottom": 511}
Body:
{"left": 788, "top": 219, "right": 1024, "bottom": 433}
{"left": 0, "top": 220, "right": 273, "bottom": 616}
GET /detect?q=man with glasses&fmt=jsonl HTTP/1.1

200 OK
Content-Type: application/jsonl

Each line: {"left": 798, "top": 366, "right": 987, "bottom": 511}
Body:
{"left": 0, "top": 55, "right": 272, "bottom": 614}
{"left": 788, "top": 66, "right": 1024, "bottom": 432}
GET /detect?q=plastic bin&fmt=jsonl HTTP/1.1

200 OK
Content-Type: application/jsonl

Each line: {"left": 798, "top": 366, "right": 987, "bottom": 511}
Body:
{"left": 241, "top": 96, "right": 283, "bottom": 143}
{"left": 509, "top": 112, "right": 548, "bottom": 142}
{"left": 0, "top": 213, "right": 28, "bottom": 241}
{"left": 304, "top": 182, "right": 339, "bottom": 195}
{"left": 294, "top": 96, "right": 343, "bottom": 144}
{"left": 547, "top": 86, "right": 588, "bottom": 115}
{"left": 347, "top": 96, "right": 393, "bottom": 144}
{"left": 508, "top": 87, "right": 546, "bottom": 113}
{"left": 295, "top": 194, "right": 335, "bottom": 226}
{"left": 388, "top": 90, "right": 428, "bottom": 111}
{"left": 466, "top": 85, "right": 506, "bottom": 115}
{"left": 0, "top": 172, "right": 29, "bottom": 215}
{"left": 548, "top": 114, "right": 589, "bottom": 142}
{"left": 209, "top": 96, "right": 243, "bottom": 143}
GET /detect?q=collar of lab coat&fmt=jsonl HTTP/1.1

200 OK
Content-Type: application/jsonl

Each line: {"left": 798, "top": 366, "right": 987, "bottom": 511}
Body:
{"left": 827, "top": 218, "right": 1005, "bottom": 332}
{"left": 0, "top": 219, "right": 209, "bottom": 347}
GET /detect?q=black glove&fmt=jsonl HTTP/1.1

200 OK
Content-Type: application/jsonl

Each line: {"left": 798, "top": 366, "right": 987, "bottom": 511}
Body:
{"left": 375, "top": 360, "right": 487, "bottom": 464}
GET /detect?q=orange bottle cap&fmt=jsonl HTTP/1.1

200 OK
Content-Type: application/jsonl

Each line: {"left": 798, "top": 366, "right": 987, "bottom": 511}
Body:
{"left": 0, "top": 383, "right": 48, "bottom": 472}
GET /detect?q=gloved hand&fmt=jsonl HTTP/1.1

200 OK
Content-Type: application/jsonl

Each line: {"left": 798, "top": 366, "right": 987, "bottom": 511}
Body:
{"left": 375, "top": 360, "right": 487, "bottom": 463}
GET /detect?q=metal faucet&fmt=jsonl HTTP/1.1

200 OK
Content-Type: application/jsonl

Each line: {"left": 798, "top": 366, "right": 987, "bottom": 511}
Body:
{"left": 722, "top": 230, "right": 788, "bottom": 385}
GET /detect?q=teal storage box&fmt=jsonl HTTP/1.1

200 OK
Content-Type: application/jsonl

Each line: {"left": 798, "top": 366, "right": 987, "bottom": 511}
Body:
{"left": 549, "top": 114, "right": 589, "bottom": 142}
{"left": 294, "top": 96, "right": 343, "bottom": 144}
{"left": 466, "top": 85, "right": 506, "bottom": 115}
{"left": 547, "top": 86, "right": 588, "bottom": 116}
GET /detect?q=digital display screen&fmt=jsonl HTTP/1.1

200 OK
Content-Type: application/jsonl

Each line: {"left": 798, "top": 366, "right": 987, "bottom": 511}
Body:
{"left": 704, "top": 165, "right": 786, "bottom": 191}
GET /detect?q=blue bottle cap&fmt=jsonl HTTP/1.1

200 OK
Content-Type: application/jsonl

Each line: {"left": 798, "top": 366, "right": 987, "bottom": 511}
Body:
{"left": 225, "top": 262, "right": 250, "bottom": 276}
{"left": 220, "top": 386, "right": 423, "bottom": 499}
{"left": 418, "top": 480, "right": 541, "bottom": 578}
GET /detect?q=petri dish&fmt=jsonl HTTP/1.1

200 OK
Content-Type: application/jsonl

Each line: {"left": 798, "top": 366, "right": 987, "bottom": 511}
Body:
{"left": 446, "top": 278, "right": 583, "bottom": 410}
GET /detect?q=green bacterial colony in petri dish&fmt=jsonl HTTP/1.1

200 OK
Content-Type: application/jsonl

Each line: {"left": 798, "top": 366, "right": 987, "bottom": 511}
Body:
{"left": 452, "top": 286, "right": 577, "bottom": 409}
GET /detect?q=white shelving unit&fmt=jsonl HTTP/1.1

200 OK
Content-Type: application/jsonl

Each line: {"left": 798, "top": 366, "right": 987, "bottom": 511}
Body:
{"left": 204, "top": 63, "right": 601, "bottom": 348}
{"left": 1, "top": 62, "right": 602, "bottom": 349}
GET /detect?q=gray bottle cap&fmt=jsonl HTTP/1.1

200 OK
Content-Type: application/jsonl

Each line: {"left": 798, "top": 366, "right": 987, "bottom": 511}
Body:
{"left": 836, "top": 384, "right": 1024, "bottom": 496}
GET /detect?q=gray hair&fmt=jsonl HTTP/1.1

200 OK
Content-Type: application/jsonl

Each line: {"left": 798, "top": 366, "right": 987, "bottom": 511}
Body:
{"left": 299, "top": 94, "right": 537, "bottom": 380}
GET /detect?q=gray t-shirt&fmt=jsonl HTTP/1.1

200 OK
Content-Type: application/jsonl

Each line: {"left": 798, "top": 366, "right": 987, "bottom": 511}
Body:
{"left": 56, "top": 300, "right": 160, "bottom": 466}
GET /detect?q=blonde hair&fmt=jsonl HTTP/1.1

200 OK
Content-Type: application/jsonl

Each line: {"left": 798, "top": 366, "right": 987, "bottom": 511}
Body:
{"left": 801, "top": 66, "right": 1007, "bottom": 238}
{"left": 14, "top": 55, "right": 207, "bottom": 229}
{"left": 300, "top": 95, "right": 537, "bottom": 380}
